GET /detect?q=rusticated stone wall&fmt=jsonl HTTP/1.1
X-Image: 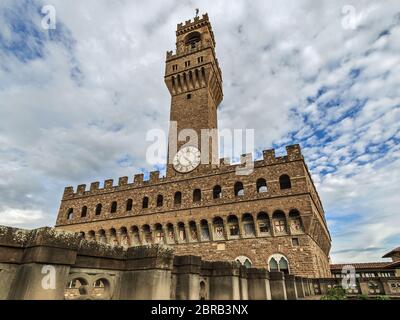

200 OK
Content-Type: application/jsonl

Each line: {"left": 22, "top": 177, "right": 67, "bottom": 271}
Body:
{"left": 55, "top": 145, "right": 331, "bottom": 278}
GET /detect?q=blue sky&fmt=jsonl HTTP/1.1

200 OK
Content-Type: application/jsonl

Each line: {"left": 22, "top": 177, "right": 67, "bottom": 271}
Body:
{"left": 0, "top": 0, "right": 399, "bottom": 263}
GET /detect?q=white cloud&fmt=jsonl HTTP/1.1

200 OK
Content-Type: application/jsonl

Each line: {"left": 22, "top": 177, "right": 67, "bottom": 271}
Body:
{"left": 0, "top": 0, "right": 399, "bottom": 263}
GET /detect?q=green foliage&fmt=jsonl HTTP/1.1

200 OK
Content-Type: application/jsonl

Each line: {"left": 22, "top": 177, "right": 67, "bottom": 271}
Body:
{"left": 321, "top": 287, "right": 347, "bottom": 300}
{"left": 375, "top": 295, "right": 390, "bottom": 300}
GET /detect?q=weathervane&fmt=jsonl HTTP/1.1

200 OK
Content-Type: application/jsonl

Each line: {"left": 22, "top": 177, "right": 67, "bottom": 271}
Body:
{"left": 195, "top": 8, "right": 199, "bottom": 17}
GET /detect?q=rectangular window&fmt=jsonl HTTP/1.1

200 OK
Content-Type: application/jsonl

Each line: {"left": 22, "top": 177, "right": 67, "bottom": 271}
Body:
{"left": 185, "top": 61, "right": 191, "bottom": 67}
{"left": 292, "top": 238, "right": 299, "bottom": 246}
{"left": 172, "top": 64, "right": 178, "bottom": 71}
{"left": 198, "top": 56, "right": 204, "bottom": 63}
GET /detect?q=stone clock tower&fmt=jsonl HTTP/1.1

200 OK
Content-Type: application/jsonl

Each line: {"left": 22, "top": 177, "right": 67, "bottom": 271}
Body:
{"left": 164, "top": 14, "right": 223, "bottom": 177}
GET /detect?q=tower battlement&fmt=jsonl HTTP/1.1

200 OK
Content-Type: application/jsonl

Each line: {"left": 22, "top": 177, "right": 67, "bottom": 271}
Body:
{"left": 62, "top": 144, "right": 303, "bottom": 198}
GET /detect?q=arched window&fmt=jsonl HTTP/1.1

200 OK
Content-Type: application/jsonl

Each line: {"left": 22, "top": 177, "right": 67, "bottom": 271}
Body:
{"left": 142, "top": 197, "right": 149, "bottom": 209}
{"left": 242, "top": 213, "right": 255, "bottom": 237}
{"left": 166, "top": 223, "right": 175, "bottom": 243}
{"left": 213, "top": 217, "right": 225, "bottom": 240}
{"left": 178, "top": 222, "right": 186, "bottom": 242}
{"left": 78, "top": 231, "right": 85, "bottom": 239}
{"left": 95, "top": 204, "right": 102, "bottom": 216}
{"left": 119, "top": 227, "right": 129, "bottom": 247}
{"left": 154, "top": 224, "right": 164, "bottom": 244}
{"left": 174, "top": 192, "right": 182, "bottom": 206}
{"left": 67, "top": 208, "right": 74, "bottom": 220}
{"left": 110, "top": 201, "right": 117, "bottom": 213}
{"left": 289, "top": 209, "right": 304, "bottom": 233}
{"left": 88, "top": 230, "right": 95, "bottom": 241}
{"left": 193, "top": 189, "right": 201, "bottom": 203}
{"left": 279, "top": 174, "right": 292, "bottom": 189}
{"left": 109, "top": 228, "right": 118, "bottom": 245}
{"left": 189, "top": 221, "right": 198, "bottom": 241}
{"left": 81, "top": 206, "right": 87, "bottom": 218}
{"left": 213, "top": 185, "right": 222, "bottom": 199}
{"left": 98, "top": 229, "right": 106, "bottom": 243}
{"left": 235, "top": 256, "right": 253, "bottom": 268}
{"left": 131, "top": 226, "right": 140, "bottom": 245}
{"left": 256, "top": 178, "right": 268, "bottom": 193}
{"left": 272, "top": 210, "right": 287, "bottom": 235}
{"left": 257, "top": 212, "right": 270, "bottom": 235}
{"left": 185, "top": 31, "right": 201, "bottom": 48}
{"left": 142, "top": 225, "right": 152, "bottom": 244}
{"left": 126, "top": 199, "right": 133, "bottom": 212}
{"left": 234, "top": 182, "right": 244, "bottom": 197}
{"left": 268, "top": 254, "right": 290, "bottom": 274}
{"left": 156, "top": 195, "right": 163, "bottom": 207}
{"left": 228, "top": 215, "right": 239, "bottom": 237}
{"left": 269, "top": 257, "right": 278, "bottom": 271}
{"left": 200, "top": 220, "right": 210, "bottom": 241}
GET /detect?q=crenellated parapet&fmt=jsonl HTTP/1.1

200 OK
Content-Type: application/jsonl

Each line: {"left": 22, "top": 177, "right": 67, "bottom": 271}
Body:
{"left": 62, "top": 144, "right": 304, "bottom": 199}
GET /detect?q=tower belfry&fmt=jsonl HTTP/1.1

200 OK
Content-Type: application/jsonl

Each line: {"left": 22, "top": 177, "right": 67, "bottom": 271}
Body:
{"left": 164, "top": 13, "right": 223, "bottom": 177}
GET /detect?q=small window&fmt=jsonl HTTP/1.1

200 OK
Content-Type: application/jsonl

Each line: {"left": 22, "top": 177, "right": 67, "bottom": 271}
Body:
{"left": 95, "top": 204, "right": 102, "bottom": 216}
{"left": 172, "top": 64, "right": 178, "bottom": 71}
{"left": 234, "top": 182, "right": 244, "bottom": 197}
{"left": 156, "top": 195, "right": 163, "bottom": 207}
{"left": 185, "top": 61, "right": 191, "bottom": 67}
{"left": 126, "top": 199, "right": 133, "bottom": 211}
{"left": 174, "top": 192, "right": 182, "bottom": 206}
{"left": 110, "top": 201, "right": 117, "bottom": 213}
{"left": 256, "top": 178, "right": 267, "bottom": 193}
{"left": 213, "top": 185, "right": 222, "bottom": 199}
{"left": 292, "top": 238, "right": 299, "bottom": 246}
{"left": 193, "top": 189, "right": 201, "bottom": 203}
{"left": 187, "top": 93, "right": 192, "bottom": 99}
{"left": 81, "top": 206, "right": 87, "bottom": 218}
{"left": 198, "top": 56, "right": 204, "bottom": 63}
{"left": 279, "top": 174, "right": 292, "bottom": 189}
{"left": 142, "top": 197, "right": 149, "bottom": 209}
{"left": 67, "top": 208, "right": 74, "bottom": 220}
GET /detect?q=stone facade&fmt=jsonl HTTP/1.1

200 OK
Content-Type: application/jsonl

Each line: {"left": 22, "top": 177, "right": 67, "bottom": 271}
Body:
{"left": 55, "top": 14, "right": 331, "bottom": 278}
{"left": 1, "top": 226, "right": 399, "bottom": 300}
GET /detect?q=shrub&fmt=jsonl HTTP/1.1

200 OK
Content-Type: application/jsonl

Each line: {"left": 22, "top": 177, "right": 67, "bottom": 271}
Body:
{"left": 321, "top": 287, "right": 347, "bottom": 300}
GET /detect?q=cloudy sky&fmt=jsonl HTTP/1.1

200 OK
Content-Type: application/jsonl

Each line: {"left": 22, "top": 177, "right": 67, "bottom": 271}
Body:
{"left": 0, "top": 0, "right": 399, "bottom": 263}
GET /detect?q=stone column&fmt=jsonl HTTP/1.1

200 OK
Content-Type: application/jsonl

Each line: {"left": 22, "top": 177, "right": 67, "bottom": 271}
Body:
{"left": 207, "top": 221, "right": 214, "bottom": 241}
{"left": 247, "top": 268, "right": 271, "bottom": 300}
{"left": 121, "top": 245, "right": 174, "bottom": 300}
{"left": 238, "top": 266, "right": 249, "bottom": 300}
{"left": 295, "top": 276, "right": 305, "bottom": 298}
{"left": 173, "top": 256, "right": 201, "bottom": 300}
{"left": 269, "top": 271, "right": 287, "bottom": 300}
{"left": 254, "top": 215, "right": 260, "bottom": 238}
{"left": 284, "top": 274, "right": 298, "bottom": 300}
{"left": 206, "top": 262, "right": 241, "bottom": 300}
{"left": 303, "top": 278, "right": 310, "bottom": 296}
{"left": 184, "top": 224, "right": 190, "bottom": 243}
{"left": 2, "top": 227, "right": 80, "bottom": 300}
{"left": 358, "top": 278, "right": 371, "bottom": 296}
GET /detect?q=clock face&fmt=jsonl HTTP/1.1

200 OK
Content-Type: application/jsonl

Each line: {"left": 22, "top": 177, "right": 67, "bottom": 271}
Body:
{"left": 173, "top": 146, "right": 201, "bottom": 173}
